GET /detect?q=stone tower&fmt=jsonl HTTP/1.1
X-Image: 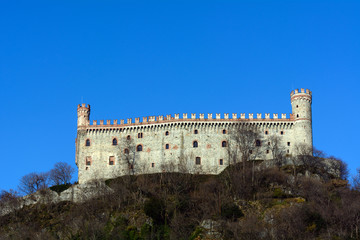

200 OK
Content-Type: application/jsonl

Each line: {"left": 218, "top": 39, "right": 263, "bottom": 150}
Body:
{"left": 77, "top": 104, "right": 90, "bottom": 129}
{"left": 291, "top": 88, "right": 312, "bottom": 149}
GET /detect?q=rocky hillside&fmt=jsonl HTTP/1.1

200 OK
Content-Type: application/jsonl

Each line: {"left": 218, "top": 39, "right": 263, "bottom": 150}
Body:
{"left": 0, "top": 160, "right": 358, "bottom": 240}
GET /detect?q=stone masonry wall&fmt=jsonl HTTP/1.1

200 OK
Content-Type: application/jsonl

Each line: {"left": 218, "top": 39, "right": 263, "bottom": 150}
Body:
{"left": 76, "top": 89, "right": 312, "bottom": 184}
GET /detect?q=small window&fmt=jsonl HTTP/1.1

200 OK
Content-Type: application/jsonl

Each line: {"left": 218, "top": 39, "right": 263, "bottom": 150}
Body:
{"left": 266, "top": 150, "right": 269, "bottom": 154}
{"left": 222, "top": 129, "right": 226, "bottom": 134}
{"left": 136, "top": 144, "right": 143, "bottom": 152}
{"left": 151, "top": 163, "right": 155, "bottom": 168}
{"left": 265, "top": 131, "right": 268, "bottom": 135}
{"left": 109, "top": 156, "right": 115, "bottom": 165}
{"left": 195, "top": 157, "right": 201, "bottom": 165}
{"left": 193, "top": 141, "right": 198, "bottom": 148}
{"left": 165, "top": 131, "right": 169, "bottom": 136}
{"left": 296, "top": 105, "right": 298, "bottom": 108}
{"left": 280, "top": 131, "right": 284, "bottom": 135}
{"left": 124, "top": 148, "right": 129, "bottom": 154}
{"left": 287, "top": 142, "right": 291, "bottom": 146}
{"left": 127, "top": 135, "right": 131, "bottom": 140}
{"left": 219, "top": 159, "right": 223, "bottom": 165}
{"left": 249, "top": 150, "right": 253, "bottom": 154}
{"left": 112, "top": 138, "right": 118, "bottom": 146}
{"left": 85, "top": 139, "right": 91, "bottom": 146}
{"left": 138, "top": 132, "right": 143, "bottom": 138}
{"left": 194, "top": 129, "right": 198, "bottom": 134}
{"left": 287, "top": 149, "right": 290, "bottom": 153}
{"left": 268, "top": 142, "right": 270, "bottom": 146}
{"left": 86, "top": 156, "right": 91, "bottom": 166}
{"left": 165, "top": 144, "right": 170, "bottom": 149}
{"left": 296, "top": 114, "right": 299, "bottom": 118}
{"left": 256, "top": 140, "right": 261, "bottom": 147}
{"left": 222, "top": 141, "right": 227, "bottom": 147}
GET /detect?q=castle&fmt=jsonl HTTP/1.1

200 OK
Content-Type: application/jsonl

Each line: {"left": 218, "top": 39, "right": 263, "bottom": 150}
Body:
{"left": 75, "top": 89, "right": 312, "bottom": 183}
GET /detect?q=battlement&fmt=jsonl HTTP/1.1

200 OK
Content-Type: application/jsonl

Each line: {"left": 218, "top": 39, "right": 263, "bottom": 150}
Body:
{"left": 87, "top": 112, "right": 294, "bottom": 128}
{"left": 77, "top": 103, "right": 90, "bottom": 109}
{"left": 290, "top": 88, "right": 312, "bottom": 97}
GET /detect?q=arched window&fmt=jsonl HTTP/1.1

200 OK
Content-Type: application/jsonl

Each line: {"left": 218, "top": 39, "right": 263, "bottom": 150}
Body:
{"left": 165, "top": 144, "right": 170, "bottom": 149}
{"left": 193, "top": 141, "right": 198, "bottom": 148}
{"left": 222, "top": 129, "right": 226, "bottom": 134}
{"left": 86, "top": 139, "right": 91, "bottom": 146}
{"left": 265, "top": 130, "right": 268, "bottom": 135}
{"left": 127, "top": 135, "right": 131, "bottom": 140}
{"left": 112, "top": 138, "right": 118, "bottom": 146}
{"left": 136, "top": 145, "right": 143, "bottom": 152}
{"left": 195, "top": 157, "right": 201, "bottom": 165}
{"left": 194, "top": 129, "right": 198, "bottom": 134}
{"left": 222, "top": 141, "right": 227, "bottom": 147}
{"left": 165, "top": 131, "right": 169, "bottom": 136}
{"left": 138, "top": 132, "right": 143, "bottom": 138}
{"left": 256, "top": 140, "right": 261, "bottom": 147}
{"left": 124, "top": 148, "right": 129, "bottom": 154}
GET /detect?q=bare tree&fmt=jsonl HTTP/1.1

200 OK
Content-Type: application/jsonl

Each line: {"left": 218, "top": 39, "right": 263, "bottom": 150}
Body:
{"left": 18, "top": 172, "right": 49, "bottom": 195}
{"left": 268, "top": 134, "right": 286, "bottom": 169}
{"left": 49, "top": 162, "right": 75, "bottom": 186}
{"left": 229, "top": 125, "right": 261, "bottom": 184}
{"left": 352, "top": 168, "right": 360, "bottom": 191}
{"left": 119, "top": 136, "right": 137, "bottom": 175}
{"left": 0, "top": 189, "right": 20, "bottom": 212}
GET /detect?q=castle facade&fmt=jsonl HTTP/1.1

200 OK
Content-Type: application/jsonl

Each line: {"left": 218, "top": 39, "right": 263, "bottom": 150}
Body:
{"left": 75, "top": 89, "right": 312, "bottom": 183}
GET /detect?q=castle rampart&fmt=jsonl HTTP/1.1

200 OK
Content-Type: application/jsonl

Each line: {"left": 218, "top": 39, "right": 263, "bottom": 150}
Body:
{"left": 75, "top": 89, "right": 312, "bottom": 184}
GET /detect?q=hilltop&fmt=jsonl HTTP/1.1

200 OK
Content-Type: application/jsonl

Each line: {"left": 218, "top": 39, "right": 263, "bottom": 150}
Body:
{"left": 0, "top": 158, "right": 358, "bottom": 240}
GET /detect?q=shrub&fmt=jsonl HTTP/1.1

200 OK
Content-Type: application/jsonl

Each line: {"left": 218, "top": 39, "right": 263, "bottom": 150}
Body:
{"left": 221, "top": 203, "right": 244, "bottom": 220}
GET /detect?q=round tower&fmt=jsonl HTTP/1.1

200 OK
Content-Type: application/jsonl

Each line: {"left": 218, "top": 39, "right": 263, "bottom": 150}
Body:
{"left": 290, "top": 88, "right": 312, "bottom": 150}
{"left": 77, "top": 103, "right": 90, "bottom": 128}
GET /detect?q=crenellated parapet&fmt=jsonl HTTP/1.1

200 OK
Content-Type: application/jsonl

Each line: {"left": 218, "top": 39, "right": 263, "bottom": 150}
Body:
{"left": 86, "top": 112, "right": 294, "bottom": 129}
{"left": 290, "top": 88, "right": 312, "bottom": 103}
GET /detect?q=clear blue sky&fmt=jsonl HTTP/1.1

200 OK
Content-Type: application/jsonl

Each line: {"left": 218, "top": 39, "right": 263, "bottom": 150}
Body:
{"left": 0, "top": 1, "right": 359, "bottom": 191}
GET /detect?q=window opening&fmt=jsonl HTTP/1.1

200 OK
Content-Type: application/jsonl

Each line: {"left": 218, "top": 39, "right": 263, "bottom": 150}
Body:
{"left": 86, "top": 156, "right": 91, "bottom": 166}
{"left": 127, "top": 135, "right": 131, "bottom": 140}
{"left": 165, "top": 144, "right": 169, "bottom": 149}
{"left": 256, "top": 140, "right": 261, "bottom": 147}
{"left": 165, "top": 131, "right": 169, "bottom": 136}
{"left": 219, "top": 159, "right": 223, "bottom": 165}
{"left": 195, "top": 157, "right": 201, "bottom": 165}
{"left": 112, "top": 138, "right": 118, "bottom": 145}
{"left": 138, "top": 132, "right": 143, "bottom": 138}
{"left": 109, "top": 156, "right": 115, "bottom": 165}
{"left": 222, "top": 129, "right": 226, "bottom": 134}
{"left": 193, "top": 141, "right": 198, "bottom": 148}
{"left": 136, "top": 145, "right": 143, "bottom": 152}
{"left": 86, "top": 139, "right": 91, "bottom": 146}
{"left": 222, "top": 141, "right": 227, "bottom": 147}
{"left": 194, "top": 129, "right": 198, "bottom": 134}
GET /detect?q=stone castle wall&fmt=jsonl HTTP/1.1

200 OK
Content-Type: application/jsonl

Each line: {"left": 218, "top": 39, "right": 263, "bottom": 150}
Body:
{"left": 76, "top": 89, "right": 312, "bottom": 184}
